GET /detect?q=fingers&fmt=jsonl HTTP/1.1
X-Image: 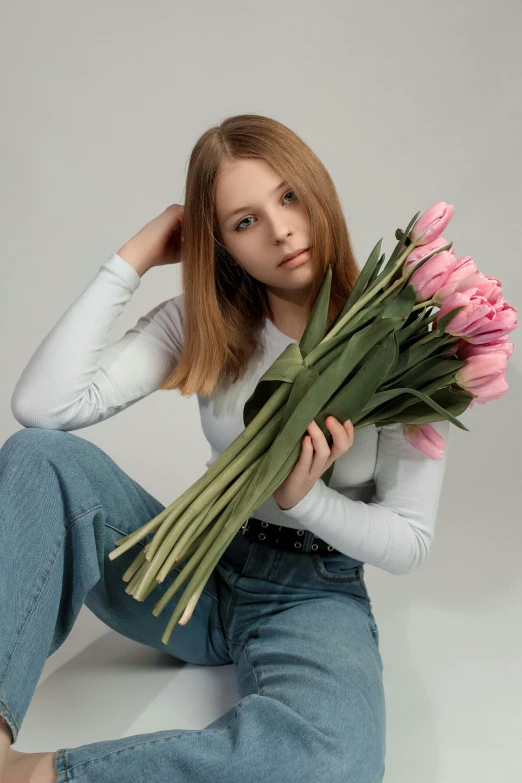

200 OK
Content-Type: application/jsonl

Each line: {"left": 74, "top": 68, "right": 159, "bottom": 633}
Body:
{"left": 326, "top": 417, "right": 354, "bottom": 454}
{"left": 307, "top": 418, "right": 353, "bottom": 457}
{"left": 299, "top": 432, "right": 315, "bottom": 470}
{"left": 306, "top": 420, "right": 330, "bottom": 459}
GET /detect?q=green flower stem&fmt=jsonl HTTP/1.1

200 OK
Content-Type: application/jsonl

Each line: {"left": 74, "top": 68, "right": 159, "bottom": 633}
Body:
{"left": 124, "top": 374, "right": 313, "bottom": 604}
{"left": 316, "top": 241, "right": 420, "bottom": 341}
{"left": 152, "top": 440, "right": 302, "bottom": 626}
{"left": 161, "top": 521, "right": 239, "bottom": 645}
{"left": 143, "top": 384, "right": 291, "bottom": 558}
{"left": 175, "top": 527, "right": 212, "bottom": 566}
{"left": 109, "top": 386, "right": 291, "bottom": 567}
{"left": 125, "top": 559, "right": 149, "bottom": 596}
{"left": 153, "top": 498, "right": 218, "bottom": 579}
{"left": 136, "top": 444, "right": 269, "bottom": 601}
{"left": 155, "top": 474, "right": 254, "bottom": 631}
{"left": 111, "top": 381, "right": 292, "bottom": 565}
{"left": 140, "top": 495, "right": 219, "bottom": 589}
{"left": 111, "top": 507, "right": 174, "bottom": 550}
{"left": 308, "top": 238, "right": 454, "bottom": 369}
{"left": 143, "top": 491, "right": 220, "bottom": 566}
{"left": 152, "top": 511, "right": 231, "bottom": 617}
{"left": 122, "top": 547, "right": 147, "bottom": 583}
{"left": 139, "top": 525, "right": 211, "bottom": 603}
{"left": 411, "top": 298, "right": 436, "bottom": 312}
{"left": 132, "top": 411, "right": 286, "bottom": 598}
{"left": 154, "top": 457, "right": 262, "bottom": 586}
{"left": 368, "top": 278, "right": 403, "bottom": 306}
{"left": 302, "top": 249, "right": 417, "bottom": 369}
{"left": 159, "top": 412, "right": 362, "bottom": 643}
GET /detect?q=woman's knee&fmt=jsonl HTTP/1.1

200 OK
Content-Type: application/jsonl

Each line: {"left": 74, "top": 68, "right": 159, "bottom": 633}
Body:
{"left": 2, "top": 427, "right": 71, "bottom": 462}
{"left": 4, "top": 426, "right": 69, "bottom": 446}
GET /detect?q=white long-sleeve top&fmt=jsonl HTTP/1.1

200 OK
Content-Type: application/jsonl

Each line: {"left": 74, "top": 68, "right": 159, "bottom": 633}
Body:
{"left": 11, "top": 252, "right": 452, "bottom": 575}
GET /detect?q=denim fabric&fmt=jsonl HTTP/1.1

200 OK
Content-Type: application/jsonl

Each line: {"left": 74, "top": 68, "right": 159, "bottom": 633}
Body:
{"left": 0, "top": 427, "right": 385, "bottom": 782}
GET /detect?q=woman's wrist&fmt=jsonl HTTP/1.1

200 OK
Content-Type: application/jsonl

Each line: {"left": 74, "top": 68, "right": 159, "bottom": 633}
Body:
{"left": 116, "top": 241, "right": 154, "bottom": 278}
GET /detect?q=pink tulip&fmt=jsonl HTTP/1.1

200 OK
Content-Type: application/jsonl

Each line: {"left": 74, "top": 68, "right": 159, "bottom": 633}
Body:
{"left": 493, "top": 297, "right": 517, "bottom": 317}
{"left": 409, "top": 202, "right": 455, "bottom": 246}
{"left": 433, "top": 269, "right": 501, "bottom": 306}
{"left": 464, "top": 299, "right": 518, "bottom": 344}
{"left": 433, "top": 256, "right": 479, "bottom": 303}
{"left": 436, "top": 290, "right": 496, "bottom": 339}
{"left": 475, "top": 275, "right": 503, "bottom": 305}
{"left": 408, "top": 251, "right": 457, "bottom": 304}
{"left": 455, "top": 346, "right": 511, "bottom": 407}
{"left": 457, "top": 340, "right": 514, "bottom": 360}
{"left": 455, "top": 353, "right": 507, "bottom": 391}
{"left": 467, "top": 374, "right": 509, "bottom": 407}
{"left": 449, "top": 256, "right": 478, "bottom": 281}
{"left": 403, "top": 235, "right": 455, "bottom": 272}
{"left": 403, "top": 423, "right": 445, "bottom": 460}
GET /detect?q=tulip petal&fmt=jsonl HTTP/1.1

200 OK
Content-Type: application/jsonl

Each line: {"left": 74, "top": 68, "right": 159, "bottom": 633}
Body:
{"left": 403, "top": 423, "right": 445, "bottom": 460}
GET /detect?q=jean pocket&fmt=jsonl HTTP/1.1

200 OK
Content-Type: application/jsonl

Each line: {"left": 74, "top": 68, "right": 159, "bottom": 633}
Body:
{"left": 311, "top": 552, "right": 362, "bottom": 582}
{"left": 312, "top": 551, "right": 371, "bottom": 597}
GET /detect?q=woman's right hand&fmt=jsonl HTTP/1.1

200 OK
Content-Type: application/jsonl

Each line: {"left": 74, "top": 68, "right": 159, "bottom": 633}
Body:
{"left": 117, "top": 204, "right": 185, "bottom": 276}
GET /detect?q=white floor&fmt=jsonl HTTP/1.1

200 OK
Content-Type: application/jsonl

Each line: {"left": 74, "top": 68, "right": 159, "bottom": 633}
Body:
{"left": 12, "top": 561, "right": 522, "bottom": 783}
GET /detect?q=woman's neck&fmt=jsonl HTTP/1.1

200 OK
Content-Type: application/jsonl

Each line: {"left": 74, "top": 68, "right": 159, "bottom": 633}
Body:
{"left": 266, "top": 290, "right": 309, "bottom": 342}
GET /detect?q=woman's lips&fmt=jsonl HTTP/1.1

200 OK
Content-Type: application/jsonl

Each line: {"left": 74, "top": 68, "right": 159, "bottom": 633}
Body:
{"left": 279, "top": 248, "right": 310, "bottom": 269}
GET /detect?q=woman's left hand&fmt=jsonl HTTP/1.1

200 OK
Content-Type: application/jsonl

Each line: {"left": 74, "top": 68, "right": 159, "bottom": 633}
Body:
{"left": 273, "top": 417, "right": 355, "bottom": 511}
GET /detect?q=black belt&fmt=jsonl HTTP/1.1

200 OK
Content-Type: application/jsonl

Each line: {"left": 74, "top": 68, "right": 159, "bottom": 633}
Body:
{"left": 240, "top": 516, "right": 340, "bottom": 554}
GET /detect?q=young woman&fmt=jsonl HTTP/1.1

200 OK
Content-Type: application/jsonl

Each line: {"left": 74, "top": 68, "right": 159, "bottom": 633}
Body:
{"left": 1, "top": 114, "right": 450, "bottom": 782}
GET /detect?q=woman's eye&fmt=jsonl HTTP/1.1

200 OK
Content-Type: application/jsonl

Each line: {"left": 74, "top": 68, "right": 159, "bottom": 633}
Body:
{"left": 234, "top": 190, "right": 297, "bottom": 232}
{"left": 235, "top": 216, "right": 254, "bottom": 232}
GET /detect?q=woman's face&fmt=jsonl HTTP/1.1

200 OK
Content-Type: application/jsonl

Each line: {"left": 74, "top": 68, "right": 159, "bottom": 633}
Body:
{"left": 214, "top": 158, "right": 314, "bottom": 298}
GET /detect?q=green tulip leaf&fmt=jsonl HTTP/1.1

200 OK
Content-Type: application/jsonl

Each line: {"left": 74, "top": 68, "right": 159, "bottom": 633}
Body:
{"left": 328, "top": 238, "right": 383, "bottom": 328}
{"left": 374, "top": 386, "right": 474, "bottom": 426}
{"left": 299, "top": 265, "right": 332, "bottom": 358}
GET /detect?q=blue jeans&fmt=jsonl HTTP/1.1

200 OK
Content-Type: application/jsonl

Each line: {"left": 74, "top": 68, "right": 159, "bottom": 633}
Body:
{"left": 0, "top": 427, "right": 385, "bottom": 782}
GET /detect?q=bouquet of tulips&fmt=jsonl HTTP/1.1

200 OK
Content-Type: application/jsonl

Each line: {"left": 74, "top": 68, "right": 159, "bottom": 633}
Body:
{"left": 108, "top": 202, "right": 517, "bottom": 645}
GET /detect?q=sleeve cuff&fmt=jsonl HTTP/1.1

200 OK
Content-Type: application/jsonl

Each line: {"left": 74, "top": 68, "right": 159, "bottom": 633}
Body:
{"left": 101, "top": 253, "right": 142, "bottom": 293}
{"left": 276, "top": 480, "right": 324, "bottom": 521}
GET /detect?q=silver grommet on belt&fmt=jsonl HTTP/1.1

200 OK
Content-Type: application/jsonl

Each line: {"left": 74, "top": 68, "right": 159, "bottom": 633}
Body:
{"left": 294, "top": 541, "right": 302, "bottom": 549}
{"left": 261, "top": 521, "right": 268, "bottom": 527}
{"left": 296, "top": 529, "right": 304, "bottom": 536}
{"left": 259, "top": 533, "right": 266, "bottom": 540}
{"left": 327, "top": 545, "right": 334, "bottom": 551}
{"left": 311, "top": 543, "right": 319, "bottom": 550}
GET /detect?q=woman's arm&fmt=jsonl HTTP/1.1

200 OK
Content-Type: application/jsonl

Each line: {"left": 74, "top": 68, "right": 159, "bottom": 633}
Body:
{"left": 10, "top": 253, "right": 184, "bottom": 430}
{"left": 277, "top": 419, "right": 452, "bottom": 575}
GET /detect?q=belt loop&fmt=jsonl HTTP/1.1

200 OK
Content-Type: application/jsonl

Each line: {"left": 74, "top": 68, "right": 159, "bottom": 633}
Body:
{"left": 301, "top": 530, "right": 315, "bottom": 554}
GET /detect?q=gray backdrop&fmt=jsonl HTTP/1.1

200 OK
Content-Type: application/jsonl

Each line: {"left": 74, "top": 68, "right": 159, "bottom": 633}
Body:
{"left": 1, "top": 1, "right": 520, "bottom": 781}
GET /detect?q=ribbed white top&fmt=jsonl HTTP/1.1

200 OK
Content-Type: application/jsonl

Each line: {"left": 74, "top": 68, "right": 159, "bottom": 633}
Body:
{"left": 11, "top": 252, "right": 451, "bottom": 574}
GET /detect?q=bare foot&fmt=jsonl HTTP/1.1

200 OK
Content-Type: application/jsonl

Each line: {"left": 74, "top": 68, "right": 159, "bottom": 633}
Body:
{"left": 0, "top": 719, "right": 12, "bottom": 779}
{"left": 3, "top": 747, "right": 56, "bottom": 783}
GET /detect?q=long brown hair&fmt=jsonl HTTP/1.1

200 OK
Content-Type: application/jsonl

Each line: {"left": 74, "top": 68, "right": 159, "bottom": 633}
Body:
{"left": 160, "top": 113, "right": 361, "bottom": 398}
